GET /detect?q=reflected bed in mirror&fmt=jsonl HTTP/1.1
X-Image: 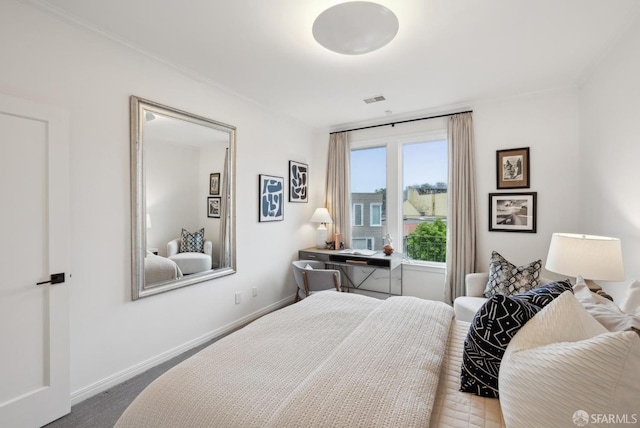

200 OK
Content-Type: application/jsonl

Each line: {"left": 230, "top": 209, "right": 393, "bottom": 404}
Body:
{"left": 130, "top": 96, "right": 236, "bottom": 300}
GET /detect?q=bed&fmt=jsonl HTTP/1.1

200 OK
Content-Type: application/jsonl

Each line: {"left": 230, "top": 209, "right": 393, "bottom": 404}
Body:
{"left": 144, "top": 252, "right": 183, "bottom": 285}
{"left": 116, "top": 290, "right": 639, "bottom": 428}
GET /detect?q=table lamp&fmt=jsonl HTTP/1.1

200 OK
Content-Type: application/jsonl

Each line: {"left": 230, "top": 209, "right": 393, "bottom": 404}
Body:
{"left": 545, "top": 233, "right": 625, "bottom": 290}
{"left": 310, "top": 208, "right": 333, "bottom": 249}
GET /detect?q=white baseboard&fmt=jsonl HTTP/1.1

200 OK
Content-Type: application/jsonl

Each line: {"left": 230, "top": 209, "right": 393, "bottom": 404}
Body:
{"left": 70, "top": 295, "right": 294, "bottom": 405}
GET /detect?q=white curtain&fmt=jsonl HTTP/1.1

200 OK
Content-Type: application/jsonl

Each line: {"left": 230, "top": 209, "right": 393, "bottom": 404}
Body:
{"left": 445, "top": 112, "right": 477, "bottom": 304}
{"left": 325, "top": 132, "right": 351, "bottom": 248}
{"left": 218, "top": 148, "right": 230, "bottom": 269}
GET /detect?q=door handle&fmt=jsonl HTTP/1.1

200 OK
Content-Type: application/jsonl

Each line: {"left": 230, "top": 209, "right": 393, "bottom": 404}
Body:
{"left": 37, "top": 273, "right": 65, "bottom": 285}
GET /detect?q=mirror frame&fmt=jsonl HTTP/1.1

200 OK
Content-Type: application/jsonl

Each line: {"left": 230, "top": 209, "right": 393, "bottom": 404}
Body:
{"left": 130, "top": 96, "right": 236, "bottom": 300}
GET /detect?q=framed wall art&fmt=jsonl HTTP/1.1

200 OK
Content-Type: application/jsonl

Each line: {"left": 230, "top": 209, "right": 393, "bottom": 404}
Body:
{"left": 289, "top": 160, "right": 308, "bottom": 203}
{"left": 210, "top": 173, "right": 220, "bottom": 195}
{"left": 207, "top": 197, "right": 221, "bottom": 218}
{"left": 496, "top": 147, "right": 529, "bottom": 189}
{"left": 489, "top": 192, "right": 537, "bottom": 233}
{"left": 259, "top": 174, "right": 284, "bottom": 222}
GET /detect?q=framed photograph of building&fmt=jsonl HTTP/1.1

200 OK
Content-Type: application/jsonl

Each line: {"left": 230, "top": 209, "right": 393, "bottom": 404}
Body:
{"left": 489, "top": 192, "right": 537, "bottom": 233}
{"left": 496, "top": 147, "right": 529, "bottom": 189}
{"left": 259, "top": 174, "right": 284, "bottom": 222}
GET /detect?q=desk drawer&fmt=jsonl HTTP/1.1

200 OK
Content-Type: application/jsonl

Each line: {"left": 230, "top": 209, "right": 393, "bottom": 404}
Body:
{"left": 299, "top": 250, "right": 330, "bottom": 262}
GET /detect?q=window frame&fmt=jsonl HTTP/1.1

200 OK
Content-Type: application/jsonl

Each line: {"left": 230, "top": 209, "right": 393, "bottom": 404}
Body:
{"left": 349, "top": 126, "right": 448, "bottom": 267}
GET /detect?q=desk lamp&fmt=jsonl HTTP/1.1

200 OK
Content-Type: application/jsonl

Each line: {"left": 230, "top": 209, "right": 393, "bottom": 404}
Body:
{"left": 310, "top": 208, "right": 333, "bottom": 249}
{"left": 545, "top": 233, "right": 624, "bottom": 291}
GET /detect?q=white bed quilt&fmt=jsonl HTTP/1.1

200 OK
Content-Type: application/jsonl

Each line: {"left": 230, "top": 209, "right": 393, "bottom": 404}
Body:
{"left": 116, "top": 292, "right": 501, "bottom": 427}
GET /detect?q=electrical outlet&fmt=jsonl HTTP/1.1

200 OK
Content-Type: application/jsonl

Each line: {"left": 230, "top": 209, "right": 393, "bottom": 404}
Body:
{"left": 252, "top": 287, "right": 258, "bottom": 297}
{"left": 235, "top": 292, "right": 241, "bottom": 304}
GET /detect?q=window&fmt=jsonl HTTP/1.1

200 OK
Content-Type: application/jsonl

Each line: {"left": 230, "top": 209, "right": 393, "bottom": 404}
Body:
{"left": 350, "top": 132, "right": 447, "bottom": 262}
{"left": 352, "top": 203, "right": 363, "bottom": 226}
{"left": 351, "top": 147, "right": 386, "bottom": 250}
{"left": 352, "top": 237, "right": 374, "bottom": 250}
{"left": 402, "top": 140, "right": 448, "bottom": 263}
{"left": 370, "top": 203, "right": 382, "bottom": 226}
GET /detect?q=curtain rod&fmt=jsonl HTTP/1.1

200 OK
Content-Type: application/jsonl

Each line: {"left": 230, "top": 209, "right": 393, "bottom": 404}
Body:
{"left": 329, "top": 110, "right": 473, "bottom": 135}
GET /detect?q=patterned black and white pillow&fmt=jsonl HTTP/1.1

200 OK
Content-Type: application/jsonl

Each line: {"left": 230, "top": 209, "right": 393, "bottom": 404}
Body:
{"left": 460, "top": 294, "right": 540, "bottom": 398}
{"left": 180, "top": 228, "right": 205, "bottom": 253}
{"left": 512, "top": 279, "right": 573, "bottom": 309}
{"left": 483, "top": 251, "right": 541, "bottom": 297}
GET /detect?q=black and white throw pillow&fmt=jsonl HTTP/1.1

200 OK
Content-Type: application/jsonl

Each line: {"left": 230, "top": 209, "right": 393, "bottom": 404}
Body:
{"left": 180, "top": 228, "right": 205, "bottom": 253}
{"left": 483, "top": 251, "right": 541, "bottom": 297}
{"left": 512, "top": 279, "right": 573, "bottom": 309}
{"left": 460, "top": 294, "right": 540, "bottom": 398}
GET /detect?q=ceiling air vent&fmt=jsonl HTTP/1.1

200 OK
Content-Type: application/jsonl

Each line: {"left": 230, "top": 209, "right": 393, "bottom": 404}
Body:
{"left": 363, "top": 95, "right": 386, "bottom": 104}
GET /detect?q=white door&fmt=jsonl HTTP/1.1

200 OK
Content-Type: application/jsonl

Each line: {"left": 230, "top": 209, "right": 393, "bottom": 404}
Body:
{"left": 0, "top": 93, "right": 70, "bottom": 427}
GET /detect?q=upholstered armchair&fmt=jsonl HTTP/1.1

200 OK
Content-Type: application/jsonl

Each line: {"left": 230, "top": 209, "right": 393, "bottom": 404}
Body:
{"left": 167, "top": 238, "right": 213, "bottom": 275}
{"left": 453, "top": 273, "right": 551, "bottom": 322}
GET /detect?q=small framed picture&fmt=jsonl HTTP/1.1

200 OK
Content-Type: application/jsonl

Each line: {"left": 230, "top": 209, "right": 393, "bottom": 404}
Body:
{"left": 496, "top": 147, "right": 529, "bottom": 189}
{"left": 489, "top": 192, "right": 537, "bottom": 233}
{"left": 207, "top": 197, "right": 221, "bottom": 218}
{"left": 289, "top": 160, "right": 308, "bottom": 203}
{"left": 209, "top": 173, "right": 220, "bottom": 195}
{"left": 259, "top": 174, "right": 284, "bottom": 222}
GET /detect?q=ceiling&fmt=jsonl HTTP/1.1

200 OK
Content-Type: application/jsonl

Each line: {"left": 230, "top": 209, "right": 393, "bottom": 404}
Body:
{"left": 32, "top": 0, "right": 640, "bottom": 130}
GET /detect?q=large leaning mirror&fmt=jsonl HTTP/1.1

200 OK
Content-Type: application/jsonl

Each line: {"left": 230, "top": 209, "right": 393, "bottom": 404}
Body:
{"left": 130, "top": 96, "right": 236, "bottom": 300}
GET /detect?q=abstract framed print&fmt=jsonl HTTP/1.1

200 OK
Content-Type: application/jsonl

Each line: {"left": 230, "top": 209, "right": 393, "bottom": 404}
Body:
{"left": 289, "top": 160, "right": 308, "bottom": 203}
{"left": 259, "top": 174, "right": 284, "bottom": 222}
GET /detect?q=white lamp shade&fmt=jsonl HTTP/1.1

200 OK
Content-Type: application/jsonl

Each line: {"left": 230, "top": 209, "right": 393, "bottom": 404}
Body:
{"left": 310, "top": 208, "right": 333, "bottom": 224}
{"left": 310, "top": 208, "right": 332, "bottom": 249}
{"left": 545, "top": 233, "right": 625, "bottom": 281}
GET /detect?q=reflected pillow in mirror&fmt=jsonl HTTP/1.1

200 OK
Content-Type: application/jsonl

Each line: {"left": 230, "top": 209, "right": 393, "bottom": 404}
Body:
{"left": 180, "top": 228, "right": 205, "bottom": 253}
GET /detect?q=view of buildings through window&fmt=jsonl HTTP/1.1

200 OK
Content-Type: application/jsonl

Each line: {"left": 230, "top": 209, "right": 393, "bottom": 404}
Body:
{"left": 351, "top": 139, "right": 448, "bottom": 262}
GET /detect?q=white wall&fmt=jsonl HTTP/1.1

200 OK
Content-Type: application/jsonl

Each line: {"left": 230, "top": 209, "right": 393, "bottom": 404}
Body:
{"left": 0, "top": 0, "right": 325, "bottom": 402}
{"left": 579, "top": 14, "right": 640, "bottom": 302}
{"left": 473, "top": 88, "right": 581, "bottom": 275}
{"left": 147, "top": 140, "right": 200, "bottom": 255}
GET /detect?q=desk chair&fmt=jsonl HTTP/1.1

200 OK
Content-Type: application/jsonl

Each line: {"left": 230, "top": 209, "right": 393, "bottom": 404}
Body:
{"left": 292, "top": 260, "right": 341, "bottom": 303}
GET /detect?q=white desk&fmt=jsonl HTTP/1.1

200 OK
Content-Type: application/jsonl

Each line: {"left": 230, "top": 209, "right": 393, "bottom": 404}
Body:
{"left": 298, "top": 248, "right": 403, "bottom": 297}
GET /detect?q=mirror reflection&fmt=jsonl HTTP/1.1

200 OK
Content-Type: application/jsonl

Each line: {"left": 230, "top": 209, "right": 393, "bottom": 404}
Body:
{"left": 131, "top": 96, "right": 236, "bottom": 300}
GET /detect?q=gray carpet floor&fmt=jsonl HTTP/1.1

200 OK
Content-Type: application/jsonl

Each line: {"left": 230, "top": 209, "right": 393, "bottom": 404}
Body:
{"left": 44, "top": 337, "right": 219, "bottom": 428}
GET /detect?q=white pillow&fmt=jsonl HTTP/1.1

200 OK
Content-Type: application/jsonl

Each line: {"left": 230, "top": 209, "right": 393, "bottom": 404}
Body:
{"left": 574, "top": 276, "right": 640, "bottom": 332}
{"left": 620, "top": 279, "right": 640, "bottom": 315}
{"left": 304, "top": 264, "right": 314, "bottom": 270}
{"left": 499, "top": 292, "right": 640, "bottom": 428}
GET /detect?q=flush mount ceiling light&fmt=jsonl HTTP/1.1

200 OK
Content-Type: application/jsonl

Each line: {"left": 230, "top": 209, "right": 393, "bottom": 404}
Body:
{"left": 312, "top": 2, "right": 399, "bottom": 55}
